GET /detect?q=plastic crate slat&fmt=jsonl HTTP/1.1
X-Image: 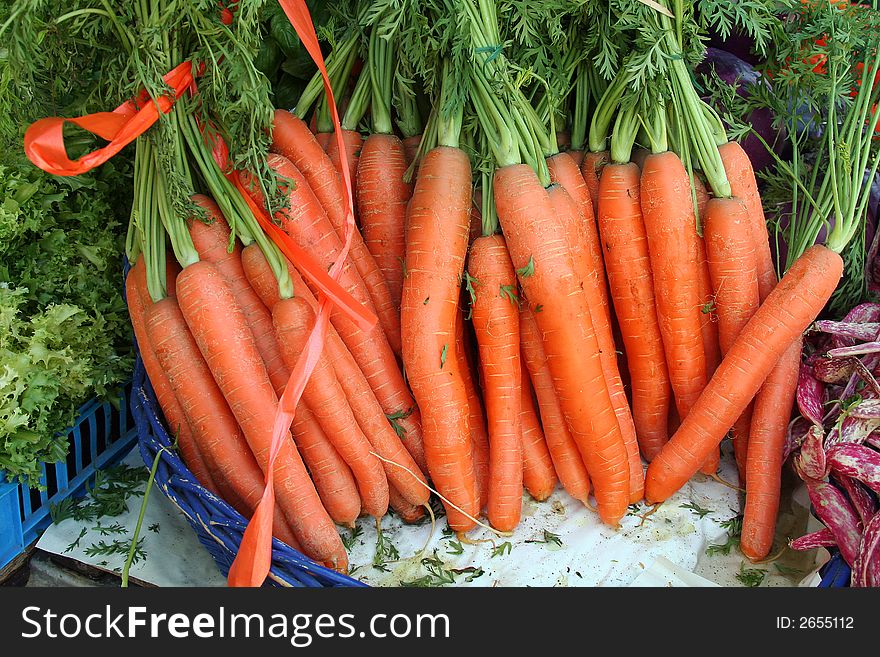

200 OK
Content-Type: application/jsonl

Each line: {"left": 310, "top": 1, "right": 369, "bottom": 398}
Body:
{"left": 1, "top": 380, "right": 138, "bottom": 570}
{"left": 73, "top": 426, "right": 83, "bottom": 473}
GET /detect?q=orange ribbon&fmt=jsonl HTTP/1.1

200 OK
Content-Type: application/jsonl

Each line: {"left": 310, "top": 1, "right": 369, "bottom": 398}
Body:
{"left": 226, "top": 0, "right": 361, "bottom": 587}
{"left": 22, "top": 1, "right": 368, "bottom": 587}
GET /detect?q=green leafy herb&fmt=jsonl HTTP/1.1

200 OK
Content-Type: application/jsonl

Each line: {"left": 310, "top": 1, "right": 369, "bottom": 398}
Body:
{"left": 342, "top": 524, "right": 364, "bottom": 551}
{"left": 534, "top": 303, "right": 544, "bottom": 313}
{"left": 440, "top": 343, "right": 449, "bottom": 369}
{"left": 706, "top": 514, "right": 744, "bottom": 556}
{"left": 423, "top": 296, "right": 430, "bottom": 305}
{"left": 499, "top": 284, "right": 520, "bottom": 306}
{"left": 491, "top": 541, "right": 513, "bottom": 558}
{"left": 148, "top": 523, "right": 160, "bottom": 534}
{"left": 386, "top": 407, "right": 414, "bottom": 440}
{"left": 680, "top": 502, "right": 712, "bottom": 519}
{"left": 446, "top": 539, "right": 465, "bottom": 555}
{"left": 399, "top": 551, "right": 481, "bottom": 587}
{"left": 93, "top": 521, "right": 127, "bottom": 536}
{"left": 84, "top": 537, "right": 146, "bottom": 566}
{"left": 525, "top": 530, "right": 563, "bottom": 548}
{"left": 516, "top": 256, "right": 535, "bottom": 278}
{"left": 735, "top": 563, "right": 766, "bottom": 588}
{"left": 64, "top": 527, "right": 88, "bottom": 554}
{"left": 373, "top": 526, "right": 400, "bottom": 572}
{"left": 463, "top": 272, "right": 478, "bottom": 320}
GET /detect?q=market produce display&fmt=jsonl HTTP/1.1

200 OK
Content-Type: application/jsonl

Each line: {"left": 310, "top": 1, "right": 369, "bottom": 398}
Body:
{"left": 3, "top": 0, "right": 880, "bottom": 587}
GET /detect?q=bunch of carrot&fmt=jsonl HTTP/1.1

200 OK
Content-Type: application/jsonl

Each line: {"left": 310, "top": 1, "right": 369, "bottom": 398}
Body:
{"left": 121, "top": 0, "right": 866, "bottom": 576}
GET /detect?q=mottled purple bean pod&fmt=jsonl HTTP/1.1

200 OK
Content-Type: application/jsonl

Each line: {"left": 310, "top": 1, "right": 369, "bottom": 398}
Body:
{"left": 827, "top": 444, "right": 880, "bottom": 495}
{"left": 806, "top": 479, "right": 862, "bottom": 566}
{"left": 815, "top": 320, "right": 880, "bottom": 342}
{"left": 835, "top": 475, "right": 878, "bottom": 528}
{"left": 789, "top": 527, "right": 837, "bottom": 551}
{"left": 798, "top": 424, "right": 828, "bottom": 480}
{"left": 798, "top": 358, "right": 826, "bottom": 425}
{"left": 814, "top": 356, "right": 857, "bottom": 384}
{"left": 851, "top": 511, "right": 880, "bottom": 588}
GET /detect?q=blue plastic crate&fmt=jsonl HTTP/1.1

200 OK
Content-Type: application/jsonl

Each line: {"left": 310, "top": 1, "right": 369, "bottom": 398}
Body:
{"left": 0, "top": 383, "right": 139, "bottom": 571}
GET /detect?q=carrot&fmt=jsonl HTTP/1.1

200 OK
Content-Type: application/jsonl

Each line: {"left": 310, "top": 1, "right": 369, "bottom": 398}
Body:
{"left": 289, "top": 403, "right": 362, "bottom": 526}
{"left": 327, "top": 128, "right": 362, "bottom": 199}
{"left": 720, "top": 141, "right": 805, "bottom": 560}
{"left": 741, "top": 338, "right": 802, "bottom": 560}
{"left": 186, "top": 196, "right": 290, "bottom": 395}
{"left": 272, "top": 296, "right": 389, "bottom": 519}
{"left": 640, "top": 151, "right": 708, "bottom": 422}
{"left": 596, "top": 162, "right": 672, "bottom": 461}
{"left": 468, "top": 234, "right": 524, "bottom": 531}
{"left": 175, "top": 259, "right": 347, "bottom": 570}
{"left": 645, "top": 245, "right": 843, "bottom": 502}
{"left": 143, "top": 295, "right": 300, "bottom": 548}
{"left": 495, "top": 164, "right": 629, "bottom": 525}
{"left": 566, "top": 149, "right": 585, "bottom": 167}
{"left": 519, "top": 368, "right": 558, "bottom": 502}
{"left": 519, "top": 303, "right": 592, "bottom": 503}
{"left": 239, "top": 241, "right": 431, "bottom": 480}
{"left": 316, "top": 132, "right": 332, "bottom": 152}
{"left": 548, "top": 154, "right": 644, "bottom": 501}
{"left": 270, "top": 110, "right": 401, "bottom": 355}
{"left": 240, "top": 157, "right": 426, "bottom": 470}
{"left": 389, "top": 486, "right": 426, "bottom": 524}
{"left": 697, "top": 227, "right": 722, "bottom": 476}
{"left": 719, "top": 141, "right": 777, "bottom": 300}
{"left": 357, "top": 133, "right": 411, "bottom": 311}
{"left": 126, "top": 260, "right": 217, "bottom": 494}
{"left": 403, "top": 134, "right": 422, "bottom": 168}
{"left": 580, "top": 150, "right": 609, "bottom": 217}
{"left": 704, "top": 197, "right": 761, "bottom": 481}
{"left": 401, "top": 145, "right": 480, "bottom": 532}
{"left": 455, "top": 305, "right": 491, "bottom": 510}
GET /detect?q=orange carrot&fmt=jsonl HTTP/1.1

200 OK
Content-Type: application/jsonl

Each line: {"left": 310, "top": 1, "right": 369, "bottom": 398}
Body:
{"left": 455, "top": 305, "right": 491, "bottom": 510}
{"left": 741, "top": 338, "right": 802, "bottom": 560}
{"left": 175, "top": 259, "right": 347, "bottom": 570}
{"left": 401, "top": 146, "right": 480, "bottom": 531}
{"left": 272, "top": 296, "right": 389, "bottom": 519}
{"left": 596, "top": 162, "right": 672, "bottom": 461}
{"left": 126, "top": 260, "right": 216, "bottom": 494}
{"left": 468, "top": 234, "right": 524, "bottom": 531}
{"left": 566, "top": 149, "right": 585, "bottom": 167}
{"left": 704, "top": 197, "right": 761, "bottom": 481}
{"left": 580, "top": 150, "right": 609, "bottom": 217}
{"left": 640, "top": 152, "right": 708, "bottom": 422}
{"left": 519, "top": 303, "right": 592, "bottom": 503}
{"left": 327, "top": 128, "right": 362, "bottom": 199}
{"left": 519, "top": 369, "right": 558, "bottom": 502}
{"left": 288, "top": 403, "right": 362, "bottom": 527}
{"left": 240, "top": 156, "right": 426, "bottom": 469}
{"left": 645, "top": 245, "right": 843, "bottom": 502}
{"left": 143, "top": 294, "right": 300, "bottom": 547}
{"left": 495, "top": 164, "right": 629, "bottom": 525}
{"left": 270, "top": 110, "right": 401, "bottom": 355}
{"left": 357, "top": 133, "right": 411, "bottom": 311}
{"left": 548, "top": 154, "right": 643, "bottom": 502}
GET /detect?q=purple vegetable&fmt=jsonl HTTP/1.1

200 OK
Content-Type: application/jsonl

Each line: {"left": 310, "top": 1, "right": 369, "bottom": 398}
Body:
{"left": 827, "top": 416, "right": 880, "bottom": 448}
{"left": 827, "top": 342, "right": 880, "bottom": 358}
{"left": 797, "top": 357, "right": 826, "bottom": 425}
{"left": 813, "top": 356, "right": 857, "bottom": 384}
{"left": 798, "top": 424, "right": 828, "bottom": 480}
{"left": 849, "top": 400, "right": 880, "bottom": 419}
{"left": 698, "top": 48, "right": 782, "bottom": 172}
{"left": 841, "top": 302, "right": 880, "bottom": 326}
{"left": 814, "top": 320, "right": 880, "bottom": 342}
{"left": 868, "top": 433, "right": 880, "bottom": 450}
{"left": 835, "top": 475, "right": 878, "bottom": 529}
{"left": 789, "top": 527, "right": 837, "bottom": 551}
{"left": 805, "top": 479, "right": 862, "bottom": 566}
{"left": 785, "top": 417, "right": 812, "bottom": 462}
{"left": 827, "top": 444, "right": 880, "bottom": 495}
{"left": 851, "top": 511, "right": 880, "bottom": 588}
